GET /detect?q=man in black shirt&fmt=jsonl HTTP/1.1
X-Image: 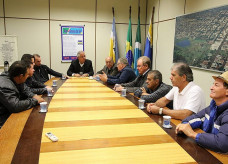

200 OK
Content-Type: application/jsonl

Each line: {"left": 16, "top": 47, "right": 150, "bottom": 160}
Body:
{"left": 33, "top": 54, "right": 67, "bottom": 83}
{"left": 21, "top": 54, "right": 53, "bottom": 94}
{"left": 67, "top": 51, "right": 94, "bottom": 77}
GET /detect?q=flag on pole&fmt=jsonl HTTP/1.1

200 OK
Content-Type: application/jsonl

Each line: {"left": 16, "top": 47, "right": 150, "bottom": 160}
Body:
{"left": 109, "top": 8, "right": 119, "bottom": 63}
{"left": 133, "top": 6, "right": 141, "bottom": 76}
{"left": 144, "top": 8, "right": 154, "bottom": 67}
{"left": 126, "top": 6, "right": 133, "bottom": 67}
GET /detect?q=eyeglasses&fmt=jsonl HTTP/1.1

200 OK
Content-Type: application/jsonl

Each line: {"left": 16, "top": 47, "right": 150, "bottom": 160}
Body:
{"left": 137, "top": 65, "right": 143, "bottom": 68}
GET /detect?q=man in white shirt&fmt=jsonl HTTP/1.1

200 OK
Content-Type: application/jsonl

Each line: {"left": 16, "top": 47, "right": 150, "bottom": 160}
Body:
{"left": 147, "top": 63, "right": 205, "bottom": 120}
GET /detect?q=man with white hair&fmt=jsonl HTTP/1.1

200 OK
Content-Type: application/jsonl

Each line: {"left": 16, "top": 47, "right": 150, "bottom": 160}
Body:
{"left": 114, "top": 56, "right": 151, "bottom": 93}
{"left": 67, "top": 51, "right": 94, "bottom": 77}
{"left": 147, "top": 63, "right": 205, "bottom": 120}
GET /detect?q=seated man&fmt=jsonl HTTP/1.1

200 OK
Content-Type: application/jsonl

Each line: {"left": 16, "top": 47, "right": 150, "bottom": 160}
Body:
{"left": 25, "top": 61, "right": 48, "bottom": 95}
{"left": 134, "top": 70, "right": 172, "bottom": 104}
{"left": 21, "top": 54, "right": 52, "bottom": 94}
{"left": 147, "top": 63, "right": 205, "bottom": 120}
{"left": 96, "top": 57, "right": 118, "bottom": 76}
{"left": 67, "top": 51, "right": 94, "bottom": 77}
{"left": 99, "top": 57, "right": 136, "bottom": 85}
{"left": 114, "top": 56, "right": 150, "bottom": 93}
{"left": 0, "top": 61, "right": 44, "bottom": 127}
{"left": 176, "top": 71, "right": 228, "bottom": 153}
{"left": 33, "top": 54, "right": 67, "bottom": 83}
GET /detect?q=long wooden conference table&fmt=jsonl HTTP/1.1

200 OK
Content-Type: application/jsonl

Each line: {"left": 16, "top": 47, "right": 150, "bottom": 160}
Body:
{"left": 0, "top": 77, "right": 227, "bottom": 163}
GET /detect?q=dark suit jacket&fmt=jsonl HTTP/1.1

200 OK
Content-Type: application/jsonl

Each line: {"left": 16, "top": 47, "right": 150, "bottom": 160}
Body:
{"left": 33, "top": 64, "right": 62, "bottom": 83}
{"left": 25, "top": 76, "right": 47, "bottom": 95}
{"left": 67, "top": 59, "right": 94, "bottom": 76}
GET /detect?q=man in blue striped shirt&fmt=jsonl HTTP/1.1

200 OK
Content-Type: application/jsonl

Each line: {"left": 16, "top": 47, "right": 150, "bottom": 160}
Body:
{"left": 176, "top": 71, "right": 228, "bottom": 153}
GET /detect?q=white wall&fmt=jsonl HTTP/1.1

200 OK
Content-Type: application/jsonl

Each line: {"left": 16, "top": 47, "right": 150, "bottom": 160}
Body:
{"left": 95, "top": 0, "right": 147, "bottom": 72}
{"left": 0, "top": 0, "right": 148, "bottom": 74}
{"left": 5, "top": 19, "right": 50, "bottom": 64}
{"left": 1, "top": 0, "right": 227, "bottom": 104}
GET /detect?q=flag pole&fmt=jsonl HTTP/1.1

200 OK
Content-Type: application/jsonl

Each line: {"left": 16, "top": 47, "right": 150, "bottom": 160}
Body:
{"left": 112, "top": 7, "right": 114, "bottom": 17}
{"left": 129, "top": 6, "right": 131, "bottom": 19}
{"left": 152, "top": 7, "right": 155, "bottom": 25}
{"left": 126, "top": 5, "right": 133, "bottom": 66}
{"left": 133, "top": 0, "right": 142, "bottom": 75}
{"left": 138, "top": 0, "right": 140, "bottom": 19}
{"left": 152, "top": 6, "right": 155, "bottom": 68}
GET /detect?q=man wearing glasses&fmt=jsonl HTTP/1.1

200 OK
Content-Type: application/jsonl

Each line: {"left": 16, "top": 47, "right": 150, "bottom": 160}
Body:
{"left": 99, "top": 57, "right": 136, "bottom": 85}
{"left": 113, "top": 56, "right": 150, "bottom": 93}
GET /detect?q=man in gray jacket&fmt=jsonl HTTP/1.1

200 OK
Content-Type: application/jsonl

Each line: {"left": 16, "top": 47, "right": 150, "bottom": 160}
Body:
{"left": 96, "top": 57, "right": 118, "bottom": 76}
{"left": 114, "top": 56, "right": 150, "bottom": 93}
{"left": 0, "top": 61, "right": 44, "bottom": 127}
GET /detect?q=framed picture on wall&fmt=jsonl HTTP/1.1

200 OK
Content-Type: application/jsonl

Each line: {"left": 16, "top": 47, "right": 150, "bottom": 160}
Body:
{"left": 173, "top": 5, "right": 228, "bottom": 72}
{"left": 0, "top": 35, "right": 18, "bottom": 67}
{"left": 61, "top": 26, "right": 84, "bottom": 62}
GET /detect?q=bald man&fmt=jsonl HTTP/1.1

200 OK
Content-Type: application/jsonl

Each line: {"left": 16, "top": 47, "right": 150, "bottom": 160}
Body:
{"left": 96, "top": 57, "right": 118, "bottom": 76}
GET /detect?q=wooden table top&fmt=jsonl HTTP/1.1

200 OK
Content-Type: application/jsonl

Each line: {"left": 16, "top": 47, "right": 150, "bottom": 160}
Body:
{"left": 0, "top": 77, "right": 227, "bottom": 164}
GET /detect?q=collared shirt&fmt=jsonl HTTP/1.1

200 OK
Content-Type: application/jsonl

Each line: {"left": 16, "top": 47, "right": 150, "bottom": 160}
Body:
{"left": 121, "top": 69, "right": 150, "bottom": 93}
{"left": 79, "top": 63, "right": 84, "bottom": 67}
{"left": 96, "top": 64, "right": 118, "bottom": 76}
{"left": 134, "top": 82, "right": 172, "bottom": 103}
{"left": 142, "top": 69, "right": 150, "bottom": 76}
{"left": 67, "top": 59, "right": 94, "bottom": 77}
{"left": 165, "top": 82, "right": 205, "bottom": 113}
{"left": 182, "top": 100, "right": 228, "bottom": 153}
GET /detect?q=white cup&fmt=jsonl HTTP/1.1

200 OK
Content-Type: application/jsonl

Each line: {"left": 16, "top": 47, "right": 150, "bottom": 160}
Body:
{"left": 52, "top": 80, "right": 57, "bottom": 86}
{"left": 138, "top": 99, "right": 145, "bottom": 109}
{"left": 62, "top": 74, "right": 66, "bottom": 80}
{"left": 47, "top": 88, "right": 53, "bottom": 97}
{"left": 89, "top": 76, "right": 93, "bottom": 80}
{"left": 40, "top": 102, "right": 47, "bottom": 112}
{"left": 163, "top": 115, "right": 171, "bottom": 127}
{"left": 121, "top": 88, "right": 126, "bottom": 97}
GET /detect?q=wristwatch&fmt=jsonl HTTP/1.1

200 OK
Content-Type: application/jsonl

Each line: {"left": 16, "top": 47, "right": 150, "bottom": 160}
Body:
{"left": 159, "top": 108, "right": 163, "bottom": 115}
